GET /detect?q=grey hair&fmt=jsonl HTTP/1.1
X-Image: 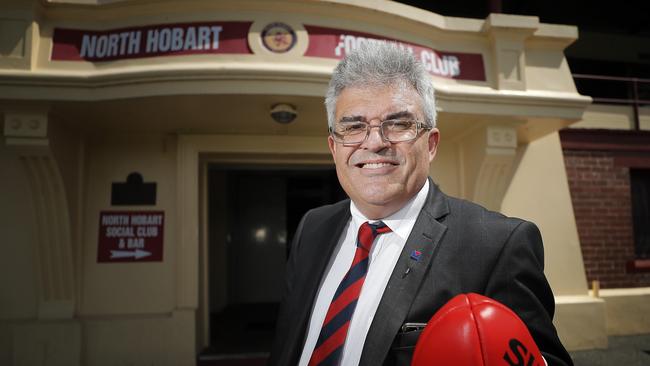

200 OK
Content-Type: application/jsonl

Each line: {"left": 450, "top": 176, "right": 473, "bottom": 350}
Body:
{"left": 325, "top": 41, "right": 436, "bottom": 129}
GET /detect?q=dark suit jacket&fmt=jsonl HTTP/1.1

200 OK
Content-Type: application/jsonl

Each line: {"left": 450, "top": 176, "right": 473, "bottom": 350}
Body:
{"left": 269, "top": 180, "right": 573, "bottom": 366}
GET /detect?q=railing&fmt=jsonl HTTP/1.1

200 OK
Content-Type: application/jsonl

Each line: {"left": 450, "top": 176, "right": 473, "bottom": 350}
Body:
{"left": 572, "top": 74, "right": 650, "bottom": 130}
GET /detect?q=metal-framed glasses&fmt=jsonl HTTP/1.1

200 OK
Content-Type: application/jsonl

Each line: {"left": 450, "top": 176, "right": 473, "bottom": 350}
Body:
{"left": 329, "top": 119, "right": 432, "bottom": 145}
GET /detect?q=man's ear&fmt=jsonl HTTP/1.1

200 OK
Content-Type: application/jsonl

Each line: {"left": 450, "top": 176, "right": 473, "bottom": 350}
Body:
{"left": 428, "top": 128, "right": 440, "bottom": 162}
{"left": 328, "top": 135, "right": 337, "bottom": 157}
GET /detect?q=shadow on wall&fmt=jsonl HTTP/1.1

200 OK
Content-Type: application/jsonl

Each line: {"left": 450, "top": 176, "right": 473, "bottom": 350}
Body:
{"left": 0, "top": 19, "right": 29, "bottom": 58}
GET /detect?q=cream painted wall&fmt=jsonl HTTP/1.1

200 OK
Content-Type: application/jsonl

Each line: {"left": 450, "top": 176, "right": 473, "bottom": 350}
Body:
{"left": 501, "top": 132, "right": 588, "bottom": 296}
{"left": 570, "top": 104, "right": 650, "bottom": 131}
{"left": 499, "top": 133, "right": 608, "bottom": 349}
{"left": 429, "top": 137, "right": 461, "bottom": 197}
{"left": 76, "top": 133, "right": 198, "bottom": 365}
{"left": 84, "top": 310, "right": 195, "bottom": 366}
{"left": 525, "top": 46, "right": 578, "bottom": 93}
{"left": 598, "top": 288, "right": 650, "bottom": 336}
{"left": 80, "top": 133, "right": 177, "bottom": 316}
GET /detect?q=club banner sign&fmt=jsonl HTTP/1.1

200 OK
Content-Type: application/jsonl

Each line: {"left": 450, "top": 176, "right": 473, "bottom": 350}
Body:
{"left": 52, "top": 21, "right": 252, "bottom": 62}
{"left": 304, "top": 25, "right": 486, "bottom": 81}
{"left": 97, "top": 211, "right": 164, "bottom": 263}
{"left": 50, "top": 21, "right": 486, "bottom": 81}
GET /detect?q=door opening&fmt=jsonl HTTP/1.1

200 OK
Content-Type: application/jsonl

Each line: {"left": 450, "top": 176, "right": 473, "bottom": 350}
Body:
{"left": 199, "top": 164, "right": 346, "bottom": 365}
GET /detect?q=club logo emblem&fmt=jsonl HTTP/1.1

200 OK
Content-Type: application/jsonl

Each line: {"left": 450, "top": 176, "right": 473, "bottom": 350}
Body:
{"left": 261, "top": 22, "right": 297, "bottom": 53}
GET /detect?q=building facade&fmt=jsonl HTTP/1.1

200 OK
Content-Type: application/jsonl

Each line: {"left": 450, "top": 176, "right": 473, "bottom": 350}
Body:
{"left": 2, "top": 0, "right": 645, "bottom": 365}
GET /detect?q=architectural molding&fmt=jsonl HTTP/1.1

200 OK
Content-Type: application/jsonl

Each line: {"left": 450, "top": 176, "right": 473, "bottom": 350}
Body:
{"left": 461, "top": 124, "right": 518, "bottom": 211}
{"left": 3, "top": 111, "right": 75, "bottom": 319}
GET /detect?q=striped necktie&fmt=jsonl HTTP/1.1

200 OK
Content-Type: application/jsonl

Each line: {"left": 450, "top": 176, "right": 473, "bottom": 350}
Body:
{"left": 308, "top": 221, "right": 391, "bottom": 366}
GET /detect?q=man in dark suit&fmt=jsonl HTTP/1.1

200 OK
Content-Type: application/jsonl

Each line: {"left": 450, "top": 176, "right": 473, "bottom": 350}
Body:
{"left": 269, "top": 42, "right": 572, "bottom": 366}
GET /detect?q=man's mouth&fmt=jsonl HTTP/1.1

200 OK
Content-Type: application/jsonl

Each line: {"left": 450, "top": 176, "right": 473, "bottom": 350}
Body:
{"left": 356, "top": 161, "right": 398, "bottom": 169}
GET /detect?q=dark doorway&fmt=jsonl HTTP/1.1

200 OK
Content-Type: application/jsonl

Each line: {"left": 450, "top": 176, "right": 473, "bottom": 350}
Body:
{"left": 199, "top": 165, "right": 346, "bottom": 365}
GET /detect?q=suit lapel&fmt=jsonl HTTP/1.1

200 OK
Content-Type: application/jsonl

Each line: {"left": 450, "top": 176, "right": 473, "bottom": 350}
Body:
{"left": 359, "top": 181, "right": 450, "bottom": 366}
{"left": 284, "top": 202, "right": 351, "bottom": 365}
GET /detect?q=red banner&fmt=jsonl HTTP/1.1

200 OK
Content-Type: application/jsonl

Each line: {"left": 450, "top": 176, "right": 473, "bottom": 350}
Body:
{"left": 304, "top": 25, "right": 486, "bottom": 81}
{"left": 97, "top": 211, "right": 164, "bottom": 263}
{"left": 52, "top": 21, "right": 252, "bottom": 62}
{"left": 51, "top": 21, "right": 485, "bottom": 81}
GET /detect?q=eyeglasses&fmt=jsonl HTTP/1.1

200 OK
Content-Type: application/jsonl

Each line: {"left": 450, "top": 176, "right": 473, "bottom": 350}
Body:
{"left": 329, "top": 119, "right": 432, "bottom": 145}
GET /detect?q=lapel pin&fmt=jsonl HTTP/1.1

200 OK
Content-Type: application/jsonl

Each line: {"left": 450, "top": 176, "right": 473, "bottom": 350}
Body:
{"left": 404, "top": 250, "right": 423, "bottom": 278}
{"left": 402, "top": 267, "right": 411, "bottom": 278}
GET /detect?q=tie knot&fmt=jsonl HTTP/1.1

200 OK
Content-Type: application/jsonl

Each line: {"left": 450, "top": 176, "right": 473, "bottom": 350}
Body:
{"left": 357, "top": 221, "right": 391, "bottom": 251}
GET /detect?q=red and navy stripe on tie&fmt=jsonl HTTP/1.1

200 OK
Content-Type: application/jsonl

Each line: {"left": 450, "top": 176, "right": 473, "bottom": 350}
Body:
{"left": 309, "top": 221, "right": 391, "bottom": 366}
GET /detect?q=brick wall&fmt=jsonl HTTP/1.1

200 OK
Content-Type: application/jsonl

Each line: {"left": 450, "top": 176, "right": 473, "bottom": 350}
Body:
{"left": 563, "top": 149, "right": 650, "bottom": 288}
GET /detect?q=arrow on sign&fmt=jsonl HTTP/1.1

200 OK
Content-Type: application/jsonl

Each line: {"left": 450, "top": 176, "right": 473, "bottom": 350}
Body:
{"left": 110, "top": 249, "right": 152, "bottom": 260}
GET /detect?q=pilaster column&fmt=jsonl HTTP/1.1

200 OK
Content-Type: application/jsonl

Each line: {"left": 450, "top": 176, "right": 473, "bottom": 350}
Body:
{"left": 461, "top": 124, "right": 518, "bottom": 211}
{"left": 4, "top": 111, "right": 75, "bottom": 319}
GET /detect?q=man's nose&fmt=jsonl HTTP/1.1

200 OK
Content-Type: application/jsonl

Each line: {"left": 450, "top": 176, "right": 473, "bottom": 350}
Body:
{"left": 361, "top": 124, "right": 391, "bottom": 150}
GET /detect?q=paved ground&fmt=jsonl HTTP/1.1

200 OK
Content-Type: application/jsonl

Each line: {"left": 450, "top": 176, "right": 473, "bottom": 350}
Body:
{"left": 197, "top": 333, "right": 650, "bottom": 365}
{"left": 570, "top": 334, "right": 650, "bottom": 366}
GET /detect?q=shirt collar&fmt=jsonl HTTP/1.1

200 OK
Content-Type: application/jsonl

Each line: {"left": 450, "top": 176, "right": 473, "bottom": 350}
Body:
{"left": 349, "top": 179, "right": 430, "bottom": 241}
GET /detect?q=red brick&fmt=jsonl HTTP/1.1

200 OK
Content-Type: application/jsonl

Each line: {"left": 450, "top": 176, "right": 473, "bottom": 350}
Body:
{"left": 561, "top": 149, "right": 649, "bottom": 288}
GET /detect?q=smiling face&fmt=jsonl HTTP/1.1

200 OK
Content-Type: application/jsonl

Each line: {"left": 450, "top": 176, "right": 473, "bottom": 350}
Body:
{"left": 328, "top": 83, "right": 440, "bottom": 219}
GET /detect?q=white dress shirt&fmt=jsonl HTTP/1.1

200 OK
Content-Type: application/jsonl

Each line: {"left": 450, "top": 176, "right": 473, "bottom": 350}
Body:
{"left": 298, "top": 180, "right": 430, "bottom": 366}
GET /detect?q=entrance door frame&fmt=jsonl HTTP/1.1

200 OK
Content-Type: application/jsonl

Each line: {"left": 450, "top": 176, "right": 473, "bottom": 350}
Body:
{"left": 176, "top": 134, "right": 333, "bottom": 352}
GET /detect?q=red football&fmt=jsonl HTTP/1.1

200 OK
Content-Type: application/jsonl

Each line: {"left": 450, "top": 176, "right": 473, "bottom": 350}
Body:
{"left": 411, "top": 293, "right": 545, "bottom": 366}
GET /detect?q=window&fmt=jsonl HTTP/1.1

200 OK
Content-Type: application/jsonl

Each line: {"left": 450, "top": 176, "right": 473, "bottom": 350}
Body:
{"left": 630, "top": 169, "right": 650, "bottom": 258}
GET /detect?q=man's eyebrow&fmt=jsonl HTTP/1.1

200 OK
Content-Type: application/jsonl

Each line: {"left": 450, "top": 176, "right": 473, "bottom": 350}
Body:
{"left": 339, "top": 115, "right": 366, "bottom": 123}
{"left": 338, "top": 111, "right": 414, "bottom": 123}
{"left": 385, "top": 111, "right": 415, "bottom": 120}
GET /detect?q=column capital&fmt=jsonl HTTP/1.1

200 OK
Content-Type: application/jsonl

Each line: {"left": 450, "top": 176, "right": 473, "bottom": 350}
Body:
{"left": 483, "top": 14, "right": 538, "bottom": 91}
{"left": 3, "top": 110, "right": 49, "bottom": 150}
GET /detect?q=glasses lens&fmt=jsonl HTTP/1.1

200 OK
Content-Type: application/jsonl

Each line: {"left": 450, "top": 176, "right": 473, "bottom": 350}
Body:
{"left": 333, "top": 122, "right": 368, "bottom": 144}
{"left": 382, "top": 120, "right": 417, "bottom": 142}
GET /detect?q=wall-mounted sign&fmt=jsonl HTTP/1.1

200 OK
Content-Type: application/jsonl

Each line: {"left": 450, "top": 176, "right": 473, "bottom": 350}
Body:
{"left": 97, "top": 211, "right": 164, "bottom": 262}
{"left": 52, "top": 21, "right": 252, "bottom": 62}
{"left": 50, "top": 20, "right": 485, "bottom": 82}
{"left": 261, "top": 22, "right": 297, "bottom": 53}
{"left": 304, "top": 25, "right": 486, "bottom": 81}
{"left": 111, "top": 172, "right": 156, "bottom": 206}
